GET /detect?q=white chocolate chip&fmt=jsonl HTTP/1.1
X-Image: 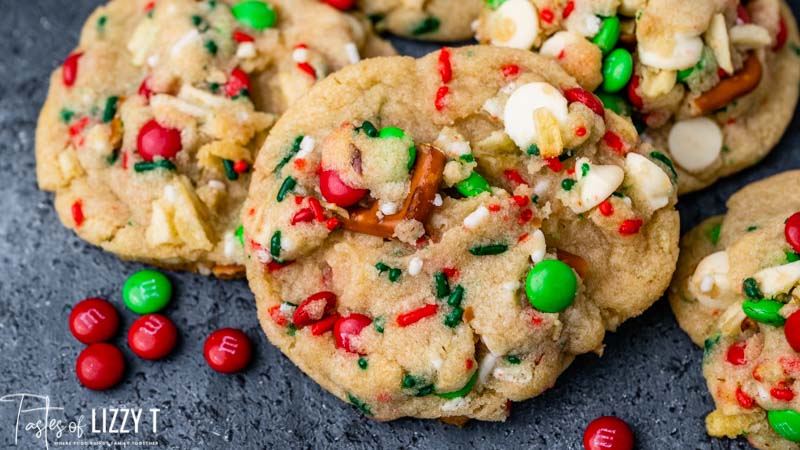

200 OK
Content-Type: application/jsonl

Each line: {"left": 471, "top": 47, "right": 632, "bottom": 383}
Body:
{"left": 705, "top": 14, "right": 733, "bottom": 74}
{"left": 730, "top": 24, "right": 772, "bottom": 48}
{"left": 408, "top": 257, "right": 423, "bottom": 276}
{"left": 668, "top": 117, "right": 723, "bottom": 173}
{"left": 441, "top": 397, "right": 468, "bottom": 412}
{"left": 700, "top": 275, "right": 714, "bottom": 293}
{"left": 488, "top": 0, "right": 540, "bottom": 49}
{"left": 503, "top": 281, "right": 520, "bottom": 291}
{"left": 208, "top": 180, "right": 226, "bottom": 190}
{"left": 638, "top": 34, "right": 703, "bottom": 70}
{"left": 753, "top": 261, "right": 800, "bottom": 298}
{"left": 170, "top": 29, "right": 200, "bottom": 57}
{"left": 688, "top": 251, "right": 733, "bottom": 309}
{"left": 463, "top": 206, "right": 490, "bottom": 230}
{"left": 433, "top": 194, "right": 443, "bottom": 207}
{"left": 563, "top": 159, "right": 624, "bottom": 214}
{"left": 625, "top": 153, "right": 673, "bottom": 210}
{"left": 478, "top": 352, "right": 499, "bottom": 386}
{"left": 236, "top": 42, "right": 257, "bottom": 59}
{"left": 529, "top": 229, "right": 546, "bottom": 263}
{"left": 504, "top": 82, "right": 569, "bottom": 150}
{"left": 344, "top": 42, "right": 360, "bottom": 64}
{"left": 379, "top": 201, "right": 399, "bottom": 216}
{"left": 223, "top": 232, "right": 238, "bottom": 258}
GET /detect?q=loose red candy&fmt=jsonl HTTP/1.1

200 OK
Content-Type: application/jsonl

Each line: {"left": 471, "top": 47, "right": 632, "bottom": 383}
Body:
{"left": 785, "top": 311, "right": 800, "bottom": 352}
{"left": 76, "top": 343, "right": 126, "bottom": 390}
{"left": 334, "top": 314, "right": 372, "bottom": 353}
{"left": 225, "top": 68, "right": 252, "bottom": 98}
{"left": 323, "top": 0, "right": 355, "bottom": 10}
{"left": 319, "top": 170, "right": 368, "bottom": 207}
{"left": 138, "top": 77, "right": 153, "bottom": 100}
{"left": 583, "top": 416, "right": 634, "bottom": 450}
{"left": 136, "top": 119, "right": 182, "bottom": 162}
{"left": 62, "top": 52, "right": 83, "bottom": 87}
{"left": 204, "top": 328, "right": 253, "bottom": 373}
{"left": 564, "top": 88, "right": 605, "bottom": 118}
{"left": 69, "top": 298, "right": 120, "bottom": 344}
{"left": 775, "top": 16, "right": 788, "bottom": 51}
{"left": 293, "top": 291, "right": 337, "bottom": 328}
{"left": 785, "top": 212, "right": 800, "bottom": 253}
{"left": 127, "top": 314, "right": 178, "bottom": 360}
{"left": 726, "top": 341, "right": 747, "bottom": 365}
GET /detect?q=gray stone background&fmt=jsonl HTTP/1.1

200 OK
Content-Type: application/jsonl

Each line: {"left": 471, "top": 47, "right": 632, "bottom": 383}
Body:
{"left": 1, "top": 1, "right": 798, "bottom": 448}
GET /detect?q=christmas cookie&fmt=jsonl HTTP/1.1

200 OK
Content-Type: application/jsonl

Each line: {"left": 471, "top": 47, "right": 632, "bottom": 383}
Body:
{"left": 243, "top": 46, "right": 679, "bottom": 421}
{"left": 35, "top": 0, "right": 394, "bottom": 277}
{"left": 669, "top": 171, "right": 800, "bottom": 448}
{"left": 476, "top": 0, "right": 800, "bottom": 193}
{"left": 357, "top": 0, "right": 483, "bottom": 41}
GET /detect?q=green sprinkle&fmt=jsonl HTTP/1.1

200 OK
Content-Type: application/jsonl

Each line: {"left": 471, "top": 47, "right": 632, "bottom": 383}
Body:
{"left": 232, "top": 88, "right": 250, "bottom": 100}
{"left": 434, "top": 272, "right": 450, "bottom": 298}
{"left": 102, "top": 96, "right": 119, "bottom": 123}
{"left": 506, "top": 355, "right": 521, "bottom": 365}
{"left": 581, "top": 163, "right": 590, "bottom": 177}
{"left": 208, "top": 82, "right": 220, "bottom": 94}
{"left": 722, "top": 145, "right": 731, "bottom": 153}
{"left": 532, "top": 195, "right": 539, "bottom": 204}
{"left": 274, "top": 136, "right": 304, "bottom": 173}
{"left": 460, "top": 154, "right": 475, "bottom": 163}
{"left": 402, "top": 374, "right": 419, "bottom": 389}
{"left": 375, "top": 262, "right": 390, "bottom": 273}
{"left": 436, "top": 372, "right": 477, "bottom": 399}
{"left": 708, "top": 223, "right": 721, "bottom": 245}
{"left": 59, "top": 108, "right": 75, "bottom": 123}
{"left": 447, "top": 285, "right": 464, "bottom": 307}
{"left": 208, "top": 0, "right": 217, "bottom": 9}
{"left": 134, "top": 160, "right": 176, "bottom": 172}
{"left": 388, "top": 268, "right": 402, "bottom": 283}
{"left": 204, "top": 40, "right": 218, "bottom": 55}
{"left": 357, "top": 120, "right": 379, "bottom": 137}
{"left": 286, "top": 323, "right": 297, "bottom": 336}
{"left": 747, "top": 225, "right": 759, "bottom": 232}
{"left": 276, "top": 176, "right": 296, "bottom": 202}
{"left": 469, "top": 243, "right": 508, "bottom": 256}
{"left": 367, "top": 13, "right": 385, "bottom": 24}
{"left": 106, "top": 149, "right": 119, "bottom": 165}
{"left": 223, "top": 159, "right": 239, "bottom": 181}
{"left": 97, "top": 15, "right": 107, "bottom": 30}
{"left": 612, "top": 191, "right": 625, "bottom": 198}
{"left": 373, "top": 316, "right": 385, "bottom": 333}
{"left": 649, "top": 151, "right": 678, "bottom": 179}
{"left": 787, "top": 251, "right": 800, "bottom": 263}
{"left": 485, "top": 0, "right": 507, "bottom": 10}
{"left": 236, "top": 225, "right": 244, "bottom": 246}
{"left": 270, "top": 230, "right": 281, "bottom": 258}
{"left": 526, "top": 144, "right": 540, "bottom": 156}
{"left": 444, "top": 307, "right": 464, "bottom": 328}
{"left": 411, "top": 16, "right": 440, "bottom": 35}
{"left": 743, "top": 277, "right": 763, "bottom": 300}
{"left": 703, "top": 333, "right": 720, "bottom": 355}
{"left": 559, "top": 149, "right": 574, "bottom": 161}
{"left": 347, "top": 393, "right": 373, "bottom": 416}
{"left": 561, "top": 179, "right": 576, "bottom": 191}
{"left": 791, "top": 43, "right": 800, "bottom": 56}
{"left": 358, "top": 357, "right": 368, "bottom": 370}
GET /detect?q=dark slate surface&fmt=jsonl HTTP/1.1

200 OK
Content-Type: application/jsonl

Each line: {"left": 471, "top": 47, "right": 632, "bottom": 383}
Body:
{"left": 1, "top": 1, "right": 798, "bottom": 449}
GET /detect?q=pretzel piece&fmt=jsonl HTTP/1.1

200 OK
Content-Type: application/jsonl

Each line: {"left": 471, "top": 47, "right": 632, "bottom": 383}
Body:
{"left": 690, "top": 53, "right": 762, "bottom": 116}
{"left": 341, "top": 144, "right": 446, "bottom": 239}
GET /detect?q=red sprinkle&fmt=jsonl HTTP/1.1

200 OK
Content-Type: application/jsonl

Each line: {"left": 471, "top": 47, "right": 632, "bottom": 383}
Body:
{"left": 438, "top": 47, "right": 452, "bottom": 84}
{"left": 71, "top": 200, "right": 85, "bottom": 228}
{"left": 619, "top": 219, "right": 643, "bottom": 236}
{"left": 726, "top": 341, "right": 747, "bottom": 366}
{"left": 504, "top": 169, "right": 528, "bottom": 186}
{"left": 575, "top": 127, "right": 587, "bottom": 137}
{"left": 297, "top": 62, "right": 317, "bottom": 79}
{"left": 736, "top": 5, "right": 751, "bottom": 24}
{"left": 143, "top": 1, "right": 155, "bottom": 13}
{"left": 501, "top": 64, "right": 520, "bottom": 78}
{"left": 562, "top": 1, "right": 575, "bottom": 19}
{"left": 603, "top": 131, "right": 626, "bottom": 154}
{"left": 736, "top": 387, "right": 755, "bottom": 409}
{"left": 442, "top": 267, "right": 459, "bottom": 280}
{"left": 627, "top": 75, "right": 643, "bottom": 109}
{"left": 540, "top": 8, "right": 554, "bottom": 23}
{"left": 531, "top": 315, "right": 543, "bottom": 326}
{"left": 138, "top": 77, "right": 153, "bottom": 101}
{"left": 434, "top": 86, "right": 449, "bottom": 111}
{"left": 563, "top": 87, "right": 605, "bottom": 118}
{"left": 225, "top": 67, "right": 252, "bottom": 98}
{"left": 465, "top": 359, "right": 474, "bottom": 370}
{"left": 268, "top": 305, "right": 289, "bottom": 326}
{"left": 308, "top": 197, "right": 325, "bottom": 222}
{"left": 544, "top": 157, "right": 563, "bottom": 172}
{"left": 775, "top": 16, "right": 788, "bottom": 51}
{"left": 233, "top": 30, "right": 255, "bottom": 43}
{"left": 291, "top": 208, "right": 315, "bottom": 225}
{"left": 518, "top": 209, "right": 533, "bottom": 225}
{"left": 598, "top": 200, "right": 614, "bottom": 217}
{"left": 518, "top": 233, "right": 529, "bottom": 243}
{"left": 488, "top": 204, "right": 501, "bottom": 212}
{"left": 771, "top": 383, "right": 795, "bottom": 401}
{"left": 62, "top": 52, "right": 83, "bottom": 87}
{"left": 233, "top": 160, "right": 249, "bottom": 174}
{"left": 68, "top": 116, "right": 90, "bottom": 137}
{"left": 310, "top": 314, "right": 340, "bottom": 336}
{"left": 397, "top": 304, "right": 439, "bottom": 327}
{"left": 512, "top": 195, "right": 529, "bottom": 207}
{"left": 326, "top": 217, "right": 340, "bottom": 231}
{"left": 267, "top": 260, "right": 294, "bottom": 273}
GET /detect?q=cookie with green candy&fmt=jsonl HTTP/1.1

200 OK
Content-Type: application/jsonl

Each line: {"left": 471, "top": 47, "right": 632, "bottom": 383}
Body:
{"left": 476, "top": 0, "right": 800, "bottom": 193}
{"left": 243, "top": 45, "right": 679, "bottom": 421}
{"left": 36, "top": 0, "right": 394, "bottom": 277}
{"left": 670, "top": 171, "right": 800, "bottom": 449}
{"left": 357, "top": 0, "right": 484, "bottom": 41}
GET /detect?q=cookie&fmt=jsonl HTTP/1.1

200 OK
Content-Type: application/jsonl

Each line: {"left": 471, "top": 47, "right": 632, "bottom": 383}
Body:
{"left": 669, "top": 171, "right": 800, "bottom": 448}
{"left": 358, "top": 0, "right": 483, "bottom": 41}
{"left": 243, "top": 45, "right": 679, "bottom": 421}
{"left": 476, "top": 0, "right": 800, "bottom": 194}
{"left": 35, "top": 0, "right": 394, "bottom": 277}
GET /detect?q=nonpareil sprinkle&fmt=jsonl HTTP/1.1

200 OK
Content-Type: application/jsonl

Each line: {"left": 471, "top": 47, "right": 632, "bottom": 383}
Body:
{"left": 561, "top": 179, "right": 576, "bottom": 191}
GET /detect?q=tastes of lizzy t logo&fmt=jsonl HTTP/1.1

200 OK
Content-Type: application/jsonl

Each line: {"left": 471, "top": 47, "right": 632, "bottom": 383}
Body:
{"left": 0, "top": 393, "right": 160, "bottom": 448}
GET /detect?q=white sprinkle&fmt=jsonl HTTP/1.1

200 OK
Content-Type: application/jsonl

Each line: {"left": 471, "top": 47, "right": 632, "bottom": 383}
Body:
{"left": 296, "top": 135, "right": 316, "bottom": 159}
{"left": 147, "top": 54, "right": 159, "bottom": 67}
{"left": 622, "top": 196, "right": 632, "bottom": 207}
{"left": 503, "top": 281, "right": 520, "bottom": 291}
{"left": 236, "top": 42, "right": 257, "bottom": 59}
{"left": 380, "top": 201, "right": 399, "bottom": 216}
{"left": 447, "top": 141, "right": 471, "bottom": 157}
{"left": 756, "top": 384, "right": 770, "bottom": 403}
{"left": 463, "top": 206, "right": 489, "bottom": 230}
{"left": 281, "top": 236, "right": 295, "bottom": 252}
{"left": 171, "top": 29, "right": 200, "bottom": 57}
{"left": 223, "top": 232, "right": 237, "bottom": 257}
{"left": 433, "top": 194, "right": 443, "bottom": 207}
{"left": 500, "top": 82, "right": 517, "bottom": 95}
{"left": 441, "top": 397, "right": 468, "bottom": 412}
{"left": 408, "top": 257, "right": 423, "bottom": 276}
{"left": 163, "top": 184, "right": 176, "bottom": 203}
{"left": 255, "top": 249, "right": 272, "bottom": 264}
{"left": 279, "top": 302, "right": 296, "bottom": 315}
{"left": 482, "top": 98, "right": 503, "bottom": 120}
{"left": 533, "top": 179, "right": 550, "bottom": 197}
{"left": 292, "top": 47, "right": 309, "bottom": 63}
{"left": 344, "top": 42, "right": 360, "bottom": 64}
{"left": 431, "top": 357, "right": 443, "bottom": 370}
{"left": 478, "top": 353, "right": 499, "bottom": 386}
{"left": 530, "top": 230, "right": 547, "bottom": 264}
{"left": 208, "top": 180, "right": 226, "bottom": 190}
{"left": 700, "top": 275, "right": 715, "bottom": 293}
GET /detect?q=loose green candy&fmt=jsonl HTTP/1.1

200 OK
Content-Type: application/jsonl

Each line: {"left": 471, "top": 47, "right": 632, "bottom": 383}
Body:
{"left": 601, "top": 48, "right": 633, "bottom": 93}
{"left": 769, "top": 410, "right": 800, "bottom": 442}
{"left": 231, "top": 1, "right": 276, "bottom": 30}
{"left": 379, "top": 127, "right": 416, "bottom": 170}
{"left": 485, "top": 0, "right": 506, "bottom": 10}
{"left": 742, "top": 300, "right": 786, "bottom": 326}
{"left": 525, "top": 260, "right": 577, "bottom": 313}
{"left": 595, "top": 92, "right": 631, "bottom": 116}
{"left": 456, "top": 172, "right": 491, "bottom": 197}
{"left": 592, "top": 16, "right": 620, "bottom": 55}
{"left": 436, "top": 372, "right": 478, "bottom": 399}
{"left": 123, "top": 270, "right": 172, "bottom": 314}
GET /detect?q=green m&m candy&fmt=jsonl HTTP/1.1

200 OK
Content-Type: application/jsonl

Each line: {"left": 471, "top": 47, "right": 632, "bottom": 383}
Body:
{"left": 601, "top": 48, "right": 633, "bottom": 93}
{"left": 123, "top": 270, "right": 172, "bottom": 314}
{"left": 456, "top": 172, "right": 491, "bottom": 197}
{"left": 232, "top": 1, "right": 276, "bottom": 30}
{"left": 436, "top": 371, "right": 478, "bottom": 399}
{"left": 525, "top": 260, "right": 577, "bottom": 313}
{"left": 592, "top": 16, "right": 620, "bottom": 55}
{"left": 379, "top": 126, "right": 416, "bottom": 170}
{"left": 742, "top": 299, "right": 786, "bottom": 326}
{"left": 768, "top": 410, "right": 800, "bottom": 442}
{"left": 595, "top": 91, "right": 631, "bottom": 116}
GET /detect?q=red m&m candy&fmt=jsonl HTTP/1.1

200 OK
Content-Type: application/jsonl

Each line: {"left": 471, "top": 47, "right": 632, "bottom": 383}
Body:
{"left": 76, "top": 343, "right": 126, "bottom": 391}
{"left": 323, "top": 0, "right": 355, "bottom": 10}
{"left": 136, "top": 119, "right": 182, "bottom": 162}
{"left": 785, "top": 212, "right": 800, "bottom": 253}
{"left": 785, "top": 311, "right": 800, "bottom": 352}
{"left": 333, "top": 314, "right": 372, "bottom": 353}
{"left": 127, "top": 314, "right": 178, "bottom": 360}
{"left": 204, "top": 328, "right": 253, "bottom": 373}
{"left": 69, "top": 298, "right": 120, "bottom": 344}
{"left": 319, "top": 170, "right": 368, "bottom": 207}
{"left": 584, "top": 416, "right": 634, "bottom": 450}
